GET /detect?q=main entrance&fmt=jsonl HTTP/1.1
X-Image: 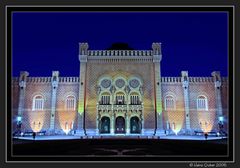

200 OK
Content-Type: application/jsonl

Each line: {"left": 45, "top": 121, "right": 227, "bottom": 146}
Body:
{"left": 130, "top": 116, "right": 141, "bottom": 133}
{"left": 115, "top": 116, "right": 125, "bottom": 134}
{"left": 100, "top": 116, "right": 110, "bottom": 134}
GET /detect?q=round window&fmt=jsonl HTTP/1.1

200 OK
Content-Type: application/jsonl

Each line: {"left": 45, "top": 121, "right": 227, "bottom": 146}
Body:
{"left": 101, "top": 79, "right": 111, "bottom": 88}
{"left": 115, "top": 79, "right": 125, "bottom": 88}
{"left": 129, "top": 79, "right": 140, "bottom": 88}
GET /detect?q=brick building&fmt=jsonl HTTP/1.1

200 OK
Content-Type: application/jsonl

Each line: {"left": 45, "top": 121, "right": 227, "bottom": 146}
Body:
{"left": 12, "top": 42, "right": 228, "bottom": 137}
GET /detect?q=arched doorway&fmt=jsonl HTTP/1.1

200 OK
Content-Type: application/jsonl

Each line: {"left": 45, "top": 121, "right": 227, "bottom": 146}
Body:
{"left": 130, "top": 116, "right": 141, "bottom": 134}
{"left": 115, "top": 116, "right": 125, "bottom": 134}
{"left": 100, "top": 116, "right": 110, "bottom": 134}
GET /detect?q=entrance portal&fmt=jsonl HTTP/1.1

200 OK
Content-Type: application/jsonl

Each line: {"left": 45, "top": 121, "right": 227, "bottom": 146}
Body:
{"left": 100, "top": 116, "right": 110, "bottom": 134}
{"left": 130, "top": 116, "right": 141, "bottom": 133}
{"left": 115, "top": 116, "right": 125, "bottom": 134}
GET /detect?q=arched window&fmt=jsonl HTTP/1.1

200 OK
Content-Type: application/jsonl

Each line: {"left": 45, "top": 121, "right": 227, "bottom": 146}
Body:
{"left": 32, "top": 95, "right": 44, "bottom": 111}
{"left": 65, "top": 95, "right": 76, "bottom": 110}
{"left": 130, "top": 93, "right": 140, "bottom": 105}
{"left": 164, "top": 95, "right": 175, "bottom": 110}
{"left": 197, "top": 95, "right": 208, "bottom": 111}
{"left": 116, "top": 92, "right": 125, "bottom": 105}
{"left": 100, "top": 93, "right": 110, "bottom": 105}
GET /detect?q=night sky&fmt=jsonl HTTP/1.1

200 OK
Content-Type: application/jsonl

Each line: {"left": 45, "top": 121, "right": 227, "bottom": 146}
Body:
{"left": 12, "top": 12, "right": 228, "bottom": 77}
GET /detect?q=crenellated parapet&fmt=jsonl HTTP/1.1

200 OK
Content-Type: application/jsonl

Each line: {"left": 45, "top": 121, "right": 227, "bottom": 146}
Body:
{"left": 12, "top": 76, "right": 227, "bottom": 85}
{"left": 87, "top": 50, "right": 153, "bottom": 57}
{"left": 78, "top": 42, "right": 164, "bottom": 63}
{"left": 161, "top": 77, "right": 182, "bottom": 83}
{"left": 161, "top": 76, "right": 227, "bottom": 84}
{"left": 12, "top": 77, "right": 80, "bottom": 84}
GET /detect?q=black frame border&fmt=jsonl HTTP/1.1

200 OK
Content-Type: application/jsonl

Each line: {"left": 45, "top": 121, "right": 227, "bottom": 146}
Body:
{"left": 1, "top": 2, "right": 236, "bottom": 168}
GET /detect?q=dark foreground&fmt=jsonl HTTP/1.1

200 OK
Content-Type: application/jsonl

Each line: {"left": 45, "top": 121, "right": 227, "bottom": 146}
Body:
{"left": 12, "top": 138, "right": 228, "bottom": 157}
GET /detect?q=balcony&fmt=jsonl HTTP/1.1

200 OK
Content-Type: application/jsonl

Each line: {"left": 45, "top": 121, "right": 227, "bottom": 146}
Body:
{"left": 128, "top": 104, "right": 143, "bottom": 111}
{"left": 97, "top": 104, "right": 112, "bottom": 111}
{"left": 113, "top": 104, "right": 127, "bottom": 111}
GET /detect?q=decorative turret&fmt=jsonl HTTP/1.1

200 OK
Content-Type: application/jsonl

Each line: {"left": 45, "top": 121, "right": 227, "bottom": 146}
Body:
{"left": 152, "top": 42, "right": 162, "bottom": 62}
{"left": 152, "top": 42, "right": 162, "bottom": 55}
{"left": 50, "top": 71, "right": 59, "bottom": 131}
{"left": 79, "top": 43, "right": 88, "bottom": 63}
{"left": 181, "top": 71, "right": 191, "bottom": 133}
{"left": 51, "top": 71, "right": 59, "bottom": 89}
{"left": 211, "top": 71, "right": 223, "bottom": 129}
{"left": 211, "top": 71, "right": 221, "bottom": 88}
{"left": 19, "top": 71, "right": 29, "bottom": 88}
{"left": 152, "top": 42, "right": 164, "bottom": 136}
{"left": 181, "top": 71, "right": 189, "bottom": 89}
{"left": 17, "top": 71, "right": 29, "bottom": 132}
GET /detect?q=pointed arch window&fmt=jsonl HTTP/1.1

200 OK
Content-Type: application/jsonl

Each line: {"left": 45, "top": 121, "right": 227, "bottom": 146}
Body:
{"left": 32, "top": 95, "right": 44, "bottom": 111}
{"left": 65, "top": 95, "right": 76, "bottom": 110}
{"left": 164, "top": 95, "right": 175, "bottom": 110}
{"left": 197, "top": 95, "right": 208, "bottom": 111}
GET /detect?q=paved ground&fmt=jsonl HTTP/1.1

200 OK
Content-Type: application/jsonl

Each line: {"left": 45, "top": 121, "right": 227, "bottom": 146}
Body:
{"left": 13, "top": 135, "right": 226, "bottom": 141}
{"left": 12, "top": 135, "right": 228, "bottom": 159}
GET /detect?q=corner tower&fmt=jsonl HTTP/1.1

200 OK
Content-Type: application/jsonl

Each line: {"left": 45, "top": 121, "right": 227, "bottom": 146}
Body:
{"left": 76, "top": 42, "right": 88, "bottom": 136}
{"left": 152, "top": 43, "right": 164, "bottom": 136}
{"left": 77, "top": 42, "right": 164, "bottom": 137}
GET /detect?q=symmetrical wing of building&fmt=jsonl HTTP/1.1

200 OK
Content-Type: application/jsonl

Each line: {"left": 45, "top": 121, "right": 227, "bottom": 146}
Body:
{"left": 12, "top": 42, "right": 228, "bottom": 137}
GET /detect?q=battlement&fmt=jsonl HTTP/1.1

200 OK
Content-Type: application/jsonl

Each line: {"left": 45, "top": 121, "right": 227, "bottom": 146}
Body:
{"left": 12, "top": 76, "right": 228, "bottom": 84}
{"left": 12, "top": 77, "right": 80, "bottom": 84}
{"left": 161, "top": 77, "right": 228, "bottom": 83}
{"left": 87, "top": 50, "right": 153, "bottom": 57}
{"left": 161, "top": 77, "right": 182, "bottom": 83}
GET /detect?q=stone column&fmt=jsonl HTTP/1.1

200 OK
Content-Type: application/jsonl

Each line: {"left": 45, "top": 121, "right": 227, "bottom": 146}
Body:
{"left": 49, "top": 71, "right": 59, "bottom": 133}
{"left": 76, "top": 43, "right": 88, "bottom": 136}
{"left": 17, "top": 71, "right": 29, "bottom": 131}
{"left": 96, "top": 105, "right": 100, "bottom": 135}
{"left": 141, "top": 109, "right": 144, "bottom": 135}
{"left": 181, "top": 71, "right": 191, "bottom": 134}
{"left": 126, "top": 88, "right": 130, "bottom": 135}
{"left": 126, "top": 112, "right": 130, "bottom": 135}
{"left": 211, "top": 71, "right": 223, "bottom": 129}
{"left": 111, "top": 112, "right": 115, "bottom": 134}
{"left": 152, "top": 42, "right": 164, "bottom": 136}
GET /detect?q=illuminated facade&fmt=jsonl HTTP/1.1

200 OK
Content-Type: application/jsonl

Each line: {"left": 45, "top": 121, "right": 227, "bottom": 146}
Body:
{"left": 12, "top": 42, "right": 228, "bottom": 137}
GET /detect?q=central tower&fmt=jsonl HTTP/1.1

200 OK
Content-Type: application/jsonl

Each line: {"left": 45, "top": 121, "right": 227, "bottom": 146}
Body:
{"left": 77, "top": 43, "right": 164, "bottom": 137}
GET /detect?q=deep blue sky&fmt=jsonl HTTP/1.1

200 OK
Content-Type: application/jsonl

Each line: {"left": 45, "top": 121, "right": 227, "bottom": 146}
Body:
{"left": 12, "top": 12, "right": 228, "bottom": 77}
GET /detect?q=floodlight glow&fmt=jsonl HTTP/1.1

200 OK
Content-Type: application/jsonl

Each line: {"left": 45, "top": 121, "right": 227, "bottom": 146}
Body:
{"left": 62, "top": 128, "right": 71, "bottom": 135}
{"left": 17, "top": 116, "right": 22, "bottom": 122}
{"left": 78, "top": 101, "right": 84, "bottom": 115}
{"left": 166, "top": 108, "right": 185, "bottom": 135}
{"left": 219, "top": 116, "right": 224, "bottom": 122}
{"left": 57, "top": 107, "right": 76, "bottom": 135}
{"left": 28, "top": 110, "right": 45, "bottom": 132}
{"left": 198, "top": 111, "right": 215, "bottom": 133}
{"left": 156, "top": 101, "right": 162, "bottom": 114}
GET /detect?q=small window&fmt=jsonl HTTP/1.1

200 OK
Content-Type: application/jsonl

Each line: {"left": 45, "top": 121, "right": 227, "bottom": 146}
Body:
{"left": 116, "top": 93, "right": 125, "bottom": 105}
{"left": 130, "top": 94, "right": 140, "bottom": 105}
{"left": 32, "top": 95, "right": 44, "bottom": 111}
{"left": 164, "top": 95, "right": 175, "bottom": 110}
{"left": 101, "top": 95, "right": 110, "bottom": 105}
{"left": 197, "top": 95, "right": 208, "bottom": 111}
{"left": 66, "top": 95, "right": 76, "bottom": 110}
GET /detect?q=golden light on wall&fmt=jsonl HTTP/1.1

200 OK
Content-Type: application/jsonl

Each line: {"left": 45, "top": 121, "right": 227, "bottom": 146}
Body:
{"left": 167, "top": 110, "right": 185, "bottom": 135}
{"left": 57, "top": 108, "right": 76, "bottom": 134}
{"left": 78, "top": 101, "right": 84, "bottom": 115}
{"left": 28, "top": 111, "right": 45, "bottom": 132}
{"left": 197, "top": 111, "right": 215, "bottom": 133}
